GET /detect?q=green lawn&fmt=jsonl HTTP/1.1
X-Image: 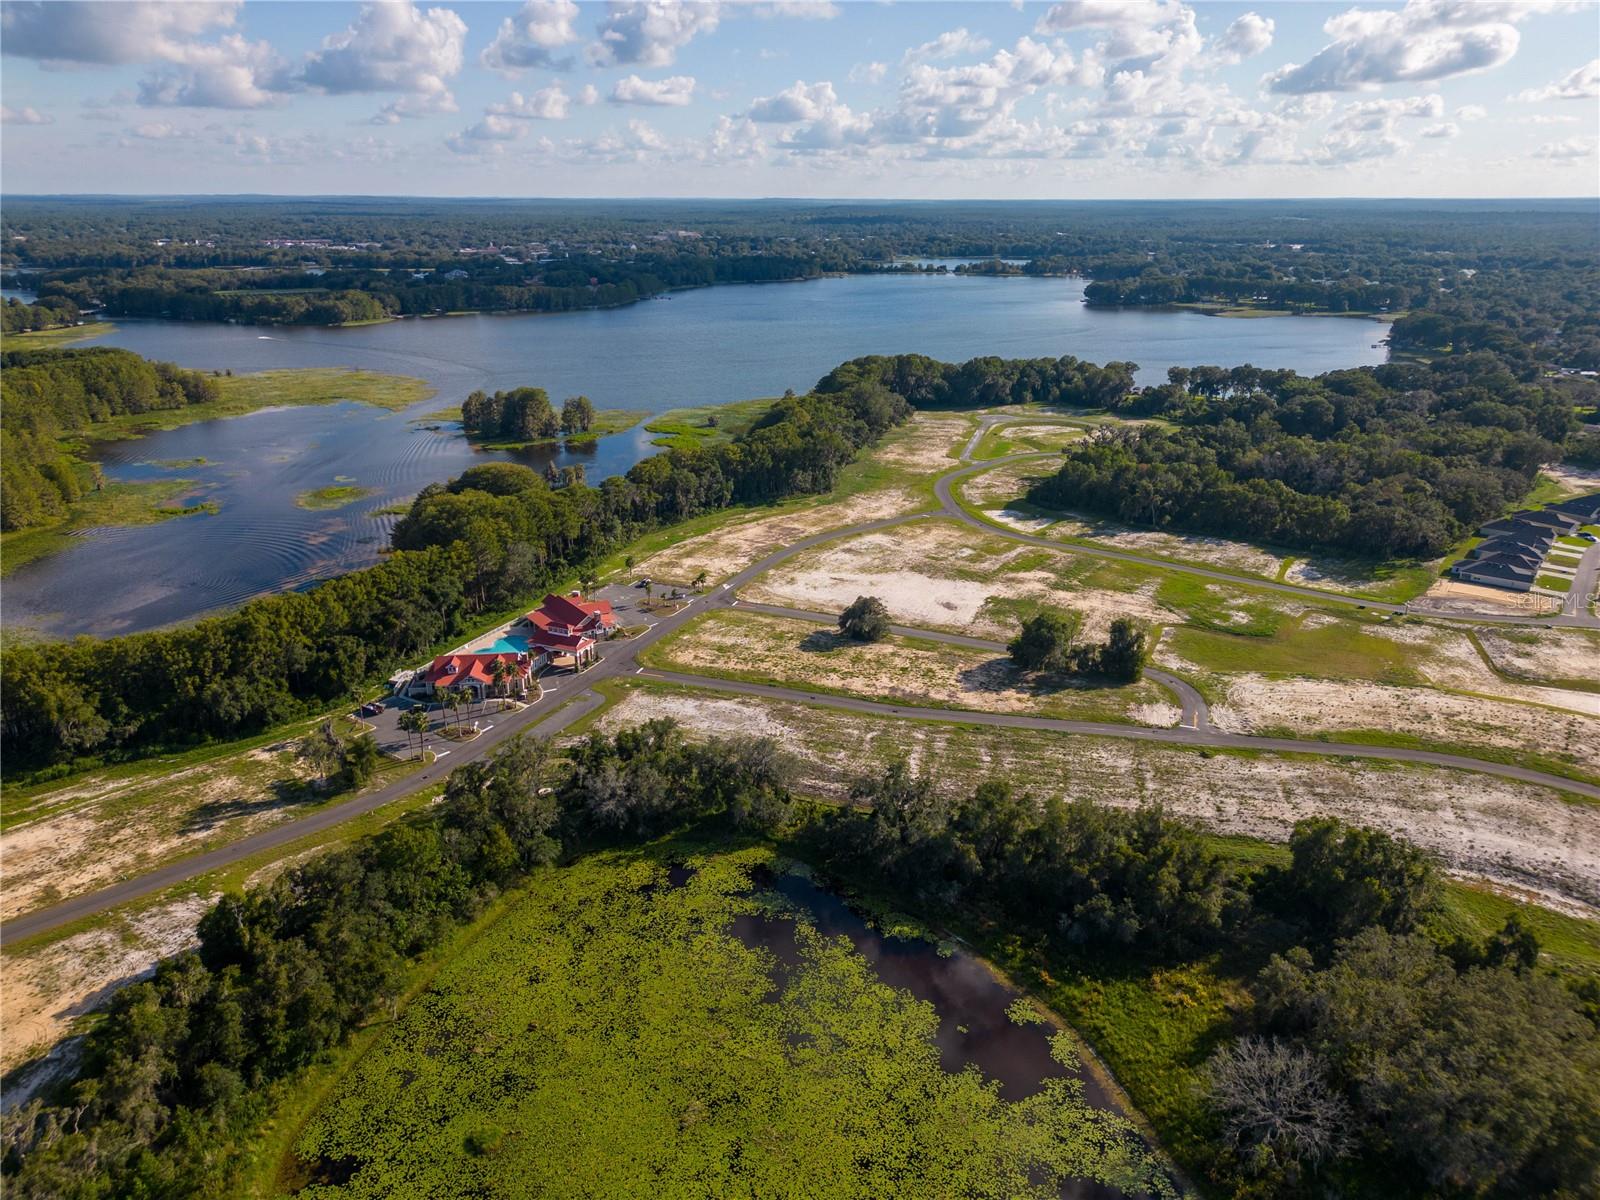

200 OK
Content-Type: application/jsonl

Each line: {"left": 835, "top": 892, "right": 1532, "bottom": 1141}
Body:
{"left": 2, "top": 321, "right": 114, "bottom": 347}
{"left": 1166, "top": 613, "right": 1421, "bottom": 684}
{"left": 1536, "top": 574, "right": 1574, "bottom": 592}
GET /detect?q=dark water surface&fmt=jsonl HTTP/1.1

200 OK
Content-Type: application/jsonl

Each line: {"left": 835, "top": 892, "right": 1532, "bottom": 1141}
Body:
{"left": 5, "top": 273, "right": 1385, "bottom": 637}
{"left": 734, "top": 873, "right": 1146, "bottom": 1199}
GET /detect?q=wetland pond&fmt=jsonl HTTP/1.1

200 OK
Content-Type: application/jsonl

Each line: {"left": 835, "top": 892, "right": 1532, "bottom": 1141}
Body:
{"left": 5, "top": 271, "right": 1385, "bottom": 637}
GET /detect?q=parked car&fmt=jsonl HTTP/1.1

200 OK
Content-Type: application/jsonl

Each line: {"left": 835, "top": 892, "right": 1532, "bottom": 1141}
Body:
{"left": 359, "top": 701, "right": 383, "bottom": 717}
{"left": 634, "top": 577, "right": 652, "bottom": 588}
{"left": 1580, "top": 531, "right": 1599, "bottom": 543}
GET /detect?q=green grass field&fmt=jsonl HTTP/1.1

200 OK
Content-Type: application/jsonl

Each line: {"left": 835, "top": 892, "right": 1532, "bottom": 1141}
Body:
{"left": 3, "top": 321, "right": 115, "bottom": 347}
{"left": 82, "top": 368, "right": 435, "bottom": 442}
{"left": 1166, "top": 613, "right": 1422, "bottom": 684}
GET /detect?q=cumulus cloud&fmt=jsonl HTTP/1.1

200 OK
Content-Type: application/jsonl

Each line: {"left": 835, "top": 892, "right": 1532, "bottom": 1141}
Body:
{"left": 742, "top": 1, "right": 838, "bottom": 17}
{"left": 1420, "top": 121, "right": 1459, "bottom": 138}
{"left": 137, "top": 35, "right": 289, "bottom": 109}
{"left": 589, "top": 1, "right": 720, "bottom": 67}
{"left": 0, "top": 1, "right": 239, "bottom": 64}
{"left": 902, "top": 29, "right": 991, "bottom": 66}
{"left": 1262, "top": 0, "right": 1561, "bottom": 95}
{"left": 849, "top": 61, "right": 889, "bottom": 85}
{"left": 1532, "top": 137, "right": 1596, "bottom": 158}
{"left": 300, "top": 1, "right": 466, "bottom": 118}
{"left": 1454, "top": 103, "right": 1487, "bottom": 120}
{"left": 1331, "top": 93, "right": 1442, "bottom": 131}
{"left": 489, "top": 85, "right": 577, "bottom": 120}
{"left": 1512, "top": 58, "right": 1600, "bottom": 102}
{"left": 1, "top": 104, "right": 53, "bottom": 125}
{"left": 124, "top": 121, "right": 199, "bottom": 141}
{"left": 609, "top": 74, "right": 697, "bottom": 105}
{"left": 481, "top": 0, "right": 581, "bottom": 73}
{"left": 1214, "top": 12, "right": 1274, "bottom": 65}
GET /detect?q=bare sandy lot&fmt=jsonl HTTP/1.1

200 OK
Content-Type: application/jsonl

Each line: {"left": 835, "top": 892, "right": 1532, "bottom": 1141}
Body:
{"left": 2, "top": 895, "right": 213, "bottom": 1079}
{"left": 597, "top": 686, "right": 1600, "bottom": 915}
{"left": 1206, "top": 676, "right": 1600, "bottom": 774}
{"left": 870, "top": 412, "right": 973, "bottom": 472}
{"left": 1476, "top": 626, "right": 1600, "bottom": 686}
{"left": 1543, "top": 463, "right": 1600, "bottom": 497}
{"left": 2, "top": 740, "right": 324, "bottom": 920}
{"left": 647, "top": 609, "right": 1175, "bottom": 724}
{"left": 959, "top": 459, "right": 1054, "bottom": 505}
{"left": 632, "top": 487, "right": 926, "bottom": 586}
{"left": 1412, "top": 578, "right": 1561, "bottom": 618}
{"left": 745, "top": 519, "right": 1182, "bottom": 641}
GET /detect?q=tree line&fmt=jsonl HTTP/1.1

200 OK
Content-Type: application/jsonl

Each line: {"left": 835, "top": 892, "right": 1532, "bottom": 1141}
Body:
{"left": 1028, "top": 352, "right": 1573, "bottom": 559}
{"left": 8, "top": 723, "right": 1593, "bottom": 1199}
{"left": 0, "top": 347, "right": 220, "bottom": 531}
{"left": 0, "top": 376, "right": 909, "bottom": 772}
{"left": 1, "top": 295, "right": 82, "bottom": 333}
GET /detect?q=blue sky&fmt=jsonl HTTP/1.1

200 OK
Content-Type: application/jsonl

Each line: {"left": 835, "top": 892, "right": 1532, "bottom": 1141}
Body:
{"left": 2, "top": 0, "right": 1596, "bottom": 197}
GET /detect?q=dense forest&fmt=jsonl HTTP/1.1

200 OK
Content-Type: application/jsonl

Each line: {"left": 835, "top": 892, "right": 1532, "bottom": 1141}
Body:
{"left": 0, "top": 347, "right": 220, "bottom": 530}
{"left": 1028, "top": 352, "right": 1575, "bottom": 559}
{"left": 5, "top": 724, "right": 1595, "bottom": 1198}
{"left": 460, "top": 387, "right": 593, "bottom": 442}
{"left": 1, "top": 295, "right": 81, "bottom": 334}
{"left": 0, "top": 375, "right": 909, "bottom": 771}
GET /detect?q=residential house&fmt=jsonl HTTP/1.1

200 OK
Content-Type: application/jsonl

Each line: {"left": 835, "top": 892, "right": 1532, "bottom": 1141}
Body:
{"left": 513, "top": 592, "right": 617, "bottom": 671}
{"left": 1452, "top": 555, "right": 1536, "bottom": 591}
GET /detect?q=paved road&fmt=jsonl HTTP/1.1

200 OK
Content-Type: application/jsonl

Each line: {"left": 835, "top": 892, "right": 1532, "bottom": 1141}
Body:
{"left": 942, "top": 438, "right": 1600, "bottom": 630}
{"left": 4, "top": 451, "right": 1589, "bottom": 942}
{"left": 637, "top": 668, "right": 1600, "bottom": 800}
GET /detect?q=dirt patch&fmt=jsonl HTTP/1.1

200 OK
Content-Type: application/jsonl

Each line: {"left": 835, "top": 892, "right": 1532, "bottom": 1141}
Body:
{"left": 1477, "top": 626, "right": 1600, "bottom": 686}
{"left": 959, "top": 459, "right": 1053, "bottom": 506}
{"left": 597, "top": 685, "right": 1600, "bottom": 915}
{"left": 2, "top": 895, "right": 214, "bottom": 1077}
{"left": 1411, "top": 578, "right": 1561, "bottom": 618}
{"left": 869, "top": 412, "right": 972, "bottom": 472}
{"left": 2, "top": 746, "right": 321, "bottom": 920}
{"left": 1207, "top": 675, "right": 1600, "bottom": 773}
{"left": 1543, "top": 463, "right": 1600, "bottom": 497}
{"left": 633, "top": 487, "right": 925, "bottom": 586}
{"left": 650, "top": 610, "right": 1173, "bottom": 724}
{"left": 744, "top": 520, "right": 1180, "bottom": 641}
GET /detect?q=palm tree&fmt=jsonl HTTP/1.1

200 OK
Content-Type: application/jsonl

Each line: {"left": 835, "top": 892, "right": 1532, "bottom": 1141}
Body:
{"left": 692, "top": 570, "right": 708, "bottom": 591}
{"left": 490, "top": 659, "right": 510, "bottom": 707}
{"left": 399, "top": 707, "right": 428, "bottom": 757}
{"left": 578, "top": 570, "right": 598, "bottom": 595}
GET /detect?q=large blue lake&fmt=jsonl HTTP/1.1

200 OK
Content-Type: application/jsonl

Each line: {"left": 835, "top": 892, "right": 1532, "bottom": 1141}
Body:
{"left": 5, "top": 272, "right": 1386, "bottom": 637}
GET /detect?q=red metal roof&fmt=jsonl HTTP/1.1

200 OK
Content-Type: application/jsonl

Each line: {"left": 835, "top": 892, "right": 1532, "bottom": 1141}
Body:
{"left": 524, "top": 592, "right": 616, "bottom": 631}
{"left": 422, "top": 652, "right": 530, "bottom": 689}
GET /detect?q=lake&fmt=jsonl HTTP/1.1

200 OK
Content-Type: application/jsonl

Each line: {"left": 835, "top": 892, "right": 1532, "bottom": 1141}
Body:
{"left": 4, "top": 273, "right": 1386, "bottom": 637}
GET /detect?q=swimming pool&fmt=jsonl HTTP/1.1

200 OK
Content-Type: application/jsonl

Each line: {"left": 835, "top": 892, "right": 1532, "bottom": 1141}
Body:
{"left": 482, "top": 634, "right": 531, "bottom": 654}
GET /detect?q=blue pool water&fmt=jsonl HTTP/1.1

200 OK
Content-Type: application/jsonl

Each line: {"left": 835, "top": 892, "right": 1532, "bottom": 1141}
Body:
{"left": 482, "top": 635, "right": 531, "bottom": 654}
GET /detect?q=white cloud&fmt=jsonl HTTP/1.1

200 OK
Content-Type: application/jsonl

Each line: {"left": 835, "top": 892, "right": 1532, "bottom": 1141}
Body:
{"left": 1454, "top": 103, "right": 1487, "bottom": 121}
{"left": 748, "top": 79, "right": 845, "bottom": 122}
{"left": 1262, "top": 0, "right": 1561, "bottom": 95}
{"left": 490, "top": 86, "right": 577, "bottom": 120}
{"left": 300, "top": 1, "right": 466, "bottom": 119}
{"left": 849, "top": 61, "right": 889, "bottom": 85}
{"left": 1532, "top": 137, "right": 1596, "bottom": 158}
{"left": 1, "top": 104, "right": 53, "bottom": 126}
{"left": 579, "top": 84, "right": 600, "bottom": 105}
{"left": 589, "top": 1, "right": 720, "bottom": 67}
{"left": 1214, "top": 12, "right": 1274, "bottom": 65}
{"left": 481, "top": 0, "right": 581, "bottom": 73}
{"left": 1420, "top": 121, "right": 1459, "bottom": 138}
{"left": 1512, "top": 58, "right": 1600, "bottom": 102}
{"left": 902, "top": 29, "right": 991, "bottom": 67}
{"left": 124, "top": 121, "right": 198, "bottom": 141}
{"left": 0, "top": 1, "right": 239, "bottom": 65}
{"left": 610, "top": 74, "right": 698, "bottom": 105}
{"left": 1331, "top": 93, "right": 1442, "bottom": 131}
{"left": 742, "top": 1, "right": 838, "bottom": 18}
{"left": 137, "top": 35, "right": 289, "bottom": 109}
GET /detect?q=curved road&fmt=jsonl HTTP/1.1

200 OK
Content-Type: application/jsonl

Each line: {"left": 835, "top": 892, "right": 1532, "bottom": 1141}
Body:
{"left": 945, "top": 416, "right": 1599, "bottom": 629}
{"left": 5, "top": 448, "right": 1592, "bottom": 943}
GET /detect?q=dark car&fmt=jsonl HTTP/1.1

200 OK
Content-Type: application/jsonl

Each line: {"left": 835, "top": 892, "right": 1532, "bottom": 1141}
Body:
{"left": 359, "top": 701, "right": 384, "bottom": 717}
